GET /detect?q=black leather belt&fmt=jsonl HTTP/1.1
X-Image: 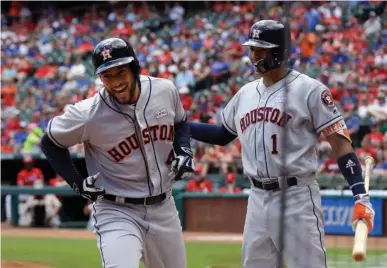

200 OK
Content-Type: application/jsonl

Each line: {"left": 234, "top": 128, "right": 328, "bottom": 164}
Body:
{"left": 252, "top": 177, "right": 298, "bottom": 191}
{"left": 103, "top": 192, "right": 167, "bottom": 206}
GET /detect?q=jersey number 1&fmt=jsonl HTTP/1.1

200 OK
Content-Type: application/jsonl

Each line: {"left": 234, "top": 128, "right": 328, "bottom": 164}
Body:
{"left": 271, "top": 134, "right": 279, "bottom": 155}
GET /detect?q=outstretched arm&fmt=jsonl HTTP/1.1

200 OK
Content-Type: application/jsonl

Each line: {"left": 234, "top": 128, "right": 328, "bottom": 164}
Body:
{"left": 327, "top": 133, "right": 375, "bottom": 232}
{"left": 188, "top": 121, "right": 237, "bottom": 146}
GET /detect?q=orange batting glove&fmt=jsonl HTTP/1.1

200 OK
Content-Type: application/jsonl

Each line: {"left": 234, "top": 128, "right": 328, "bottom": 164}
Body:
{"left": 352, "top": 194, "right": 375, "bottom": 233}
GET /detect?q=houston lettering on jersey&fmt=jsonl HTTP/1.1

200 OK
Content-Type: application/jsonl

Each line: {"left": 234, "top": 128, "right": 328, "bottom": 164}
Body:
{"left": 240, "top": 107, "right": 292, "bottom": 133}
{"left": 108, "top": 124, "right": 174, "bottom": 162}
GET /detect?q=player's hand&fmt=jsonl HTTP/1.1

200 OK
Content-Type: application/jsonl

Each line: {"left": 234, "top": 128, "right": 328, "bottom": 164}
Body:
{"left": 72, "top": 173, "right": 105, "bottom": 201}
{"left": 352, "top": 194, "right": 375, "bottom": 233}
{"left": 169, "top": 147, "right": 195, "bottom": 181}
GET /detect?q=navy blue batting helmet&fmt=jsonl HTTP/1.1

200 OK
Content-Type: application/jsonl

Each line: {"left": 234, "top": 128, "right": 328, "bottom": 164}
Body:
{"left": 92, "top": 37, "right": 141, "bottom": 77}
{"left": 243, "top": 20, "right": 290, "bottom": 73}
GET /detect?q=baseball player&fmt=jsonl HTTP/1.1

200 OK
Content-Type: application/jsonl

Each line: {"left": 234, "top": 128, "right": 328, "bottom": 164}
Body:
{"left": 186, "top": 20, "right": 375, "bottom": 268}
{"left": 40, "top": 37, "right": 194, "bottom": 268}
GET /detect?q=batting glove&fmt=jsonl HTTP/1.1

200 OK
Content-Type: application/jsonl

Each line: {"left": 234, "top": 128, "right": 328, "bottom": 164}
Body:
{"left": 352, "top": 194, "right": 375, "bottom": 232}
{"left": 72, "top": 173, "right": 105, "bottom": 201}
{"left": 169, "top": 147, "right": 195, "bottom": 181}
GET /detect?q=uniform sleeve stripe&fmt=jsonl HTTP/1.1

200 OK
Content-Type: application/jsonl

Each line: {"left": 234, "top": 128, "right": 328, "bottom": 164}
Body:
{"left": 221, "top": 110, "right": 237, "bottom": 135}
{"left": 316, "top": 115, "right": 343, "bottom": 133}
{"left": 47, "top": 119, "right": 67, "bottom": 148}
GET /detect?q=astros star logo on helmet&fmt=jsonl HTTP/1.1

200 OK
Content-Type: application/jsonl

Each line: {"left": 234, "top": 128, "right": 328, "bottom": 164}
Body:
{"left": 252, "top": 29, "right": 261, "bottom": 39}
{"left": 101, "top": 47, "right": 112, "bottom": 61}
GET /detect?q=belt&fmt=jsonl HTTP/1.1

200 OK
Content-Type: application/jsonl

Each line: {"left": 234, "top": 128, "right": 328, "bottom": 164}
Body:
{"left": 103, "top": 192, "right": 167, "bottom": 206}
{"left": 252, "top": 177, "right": 298, "bottom": 191}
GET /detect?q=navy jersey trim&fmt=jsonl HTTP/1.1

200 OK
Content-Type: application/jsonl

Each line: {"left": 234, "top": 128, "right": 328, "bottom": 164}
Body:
{"left": 47, "top": 119, "right": 66, "bottom": 148}
{"left": 254, "top": 82, "right": 261, "bottom": 162}
{"left": 99, "top": 90, "right": 135, "bottom": 122}
{"left": 143, "top": 76, "right": 164, "bottom": 194}
{"left": 221, "top": 110, "right": 238, "bottom": 135}
{"left": 315, "top": 115, "right": 343, "bottom": 133}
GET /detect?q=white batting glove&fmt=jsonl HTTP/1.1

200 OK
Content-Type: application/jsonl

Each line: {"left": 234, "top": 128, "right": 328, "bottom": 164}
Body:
{"left": 352, "top": 194, "right": 375, "bottom": 232}
{"left": 169, "top": 154, "right": 195, "bottom": 181}
{"left": 72, "top": 173, "right": 105, "bottom": 201}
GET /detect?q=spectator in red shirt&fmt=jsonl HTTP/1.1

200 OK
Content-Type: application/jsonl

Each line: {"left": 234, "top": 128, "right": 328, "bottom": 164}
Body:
{"left": 219, "top": 170, "right": 242, "bottom": 193}
{"left": 7, "top": 113, "right": 21, "bottom": 131}
{"left": 356, "top": 136, "right": 377, "bottom": 164}
{"left": 185, "top": 166, "right": 213, "bottom": 193}
{"left": 17, "top": 156, "right": 44, "bottom": 186}
{"left": 318, "top": 151, "right": 341, "bottom": 174}
{"left": 365, "top": 121, "right": 384, "bottom": 148}
{"left": 49, "top": 173, "right": 67, "bottom": 187}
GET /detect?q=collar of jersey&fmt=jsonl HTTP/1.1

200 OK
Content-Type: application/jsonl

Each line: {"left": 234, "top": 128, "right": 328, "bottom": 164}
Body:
{"left": 260, "top": 70, "right": 299, "bottom": 92}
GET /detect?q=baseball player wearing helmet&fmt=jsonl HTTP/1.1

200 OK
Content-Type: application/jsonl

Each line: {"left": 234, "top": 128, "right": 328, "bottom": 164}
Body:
{"left": 40, "top": 37, "right": 194, "bottom": 268}
{"left": 186, "top": 20, "right": 375, "bottom": 268}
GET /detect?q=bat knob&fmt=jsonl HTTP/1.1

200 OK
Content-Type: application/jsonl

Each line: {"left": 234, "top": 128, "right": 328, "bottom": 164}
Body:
{"left": 364, "top": 156, "right": 375, "bottom": 166}
{"left": 353, "top": 253, "right": 365, "bottom": 262}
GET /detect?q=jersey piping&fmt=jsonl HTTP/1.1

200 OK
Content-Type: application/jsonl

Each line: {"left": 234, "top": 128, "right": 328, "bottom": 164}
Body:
{"left": 142, "top": 76, "right": 164, "bottom": 194}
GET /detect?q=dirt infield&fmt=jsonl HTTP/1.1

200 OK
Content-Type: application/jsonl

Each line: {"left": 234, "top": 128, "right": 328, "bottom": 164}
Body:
{"left": 1, "top": 260, "right": 52, "bottom": 268}
{"left": 1, "top": 225, "right": 386, "bottom": 250}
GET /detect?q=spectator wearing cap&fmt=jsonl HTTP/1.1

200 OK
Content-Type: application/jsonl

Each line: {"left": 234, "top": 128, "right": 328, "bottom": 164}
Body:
{"left": 318, "top": 149, "right": 341, "bottom": 174}
{"left": 49, "top": 173, "right": 67, "bottom": 187}
{"left": 1, "top": 133, "right": 15, "bottom": 154}
{"left": 368, "top": 91, "right": 387, "bottom": 122}
{"left": 343, "top": 105, "right": 360, "bottom": 147}
{"left": 210, "top": 55, "right": 231, "bottom": 84}
{"left": 363, "top": 11, "right": 382, "bottom": 52}
{"left": 13, "top": 121, "right": 29, "bottom": 153}
{"left": 185, "top": 166, "right": 214, "bottom": 193}
{"left": 23, "top": 123, "right": 44, "bottom": 154}
{"left": 175, "top": 62, "right": 195, "bottom": 91}
{"left": 340, "top": 89, "right": 356, "bottom": 110}
{"left": 373, "top": 150, "right": 387, "bottom": 175}
{"left": 365, "top": 121, "right": 384, "bottom": 148}
{"left": 299, "top": 32, "right": 317, "bottom": 63}
{"left": 6, "top": 112, "right": 21, "bottom": 131}
{"left": 219, "top": 169, "right": 242, "bottom": 193}
{"left": 17, "top": 156, "right": 44, "bottom": 187}
{"left": 356, "top": 136, "right": 377, "bottom": 162}
{"left": 304, "top": 4, "right": 321, "bottom": 32}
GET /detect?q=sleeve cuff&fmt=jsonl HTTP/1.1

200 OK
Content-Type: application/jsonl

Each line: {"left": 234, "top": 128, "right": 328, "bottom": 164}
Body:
{"left": 47, "top": 119, "right": 66, "bottom": 148}
{"left": 316, "top": 115, "right": 343, "bottom": 134}
{"left": 221, "top": 110, "right": 238, "bottom": 135}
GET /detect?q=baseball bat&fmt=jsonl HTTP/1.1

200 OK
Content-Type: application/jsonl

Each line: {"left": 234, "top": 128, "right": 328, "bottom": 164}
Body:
{"left": 352, "top": 156, "right": 374, "bottom": 262}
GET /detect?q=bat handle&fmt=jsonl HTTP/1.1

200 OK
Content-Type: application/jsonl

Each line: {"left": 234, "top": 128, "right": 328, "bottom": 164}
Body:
{"left": 352, "top": 221, "right": 368, "bottom": 261}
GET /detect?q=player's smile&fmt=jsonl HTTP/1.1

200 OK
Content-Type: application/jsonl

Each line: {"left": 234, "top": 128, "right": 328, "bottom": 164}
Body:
{"left": 112, "top": 84, "right": 129, "bottom": 100}
{"left": 99, "top": 65, "right": 138, "bottom": 104}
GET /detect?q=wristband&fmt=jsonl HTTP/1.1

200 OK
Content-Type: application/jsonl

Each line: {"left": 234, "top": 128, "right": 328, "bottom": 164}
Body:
{"left": 337, "top": 152, "right": 366, "bottom": 198}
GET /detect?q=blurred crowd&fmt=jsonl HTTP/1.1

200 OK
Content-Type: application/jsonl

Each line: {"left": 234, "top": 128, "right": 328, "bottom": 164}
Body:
{"left": 1, "top": 0, "right": 387, "bottom": 190}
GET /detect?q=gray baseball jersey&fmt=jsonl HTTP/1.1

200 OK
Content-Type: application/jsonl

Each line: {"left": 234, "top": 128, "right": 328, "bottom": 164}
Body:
{"left": 222, "top": 70, "right": 341, "bottom": 267}
{"left": 47, "top": 75, "right": 185, "bottom": 198}
{"left": 222, "top": 70, "right": 344, "bottom": 180}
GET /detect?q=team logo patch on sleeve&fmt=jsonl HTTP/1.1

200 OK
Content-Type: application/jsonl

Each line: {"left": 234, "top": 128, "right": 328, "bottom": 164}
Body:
{"left": 321, "top": 90, "right": 334, "bottom": 108}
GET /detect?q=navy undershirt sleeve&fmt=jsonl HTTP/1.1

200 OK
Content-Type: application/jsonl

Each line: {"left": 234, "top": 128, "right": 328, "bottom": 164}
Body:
{"left": 188, "top": 121, "right": 237, "bottom": 146}
{"left": 174, "top": 119, "right": 192, "bottom": 155}
{"left": 40, "top": 134, "right": 84, "bottom": 188}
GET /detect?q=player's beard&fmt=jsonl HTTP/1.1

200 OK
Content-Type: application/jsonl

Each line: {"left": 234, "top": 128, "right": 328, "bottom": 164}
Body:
{"left": 109, "top": 79, "right": 138, "bottom": 105}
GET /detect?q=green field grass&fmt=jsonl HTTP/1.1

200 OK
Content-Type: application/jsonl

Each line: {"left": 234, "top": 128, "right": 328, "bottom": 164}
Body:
{"left": 1, "top": 237, "right": 386, "bottom": 268}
